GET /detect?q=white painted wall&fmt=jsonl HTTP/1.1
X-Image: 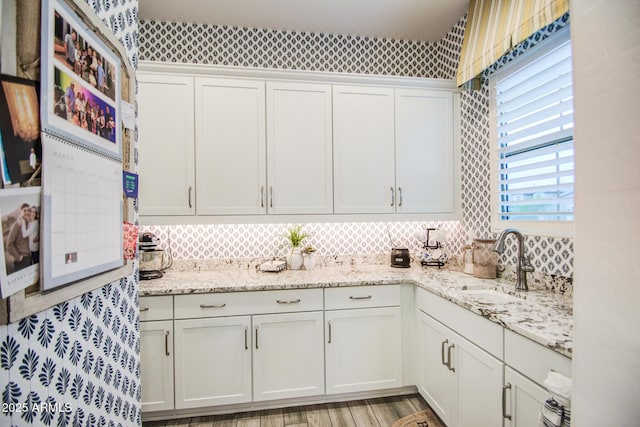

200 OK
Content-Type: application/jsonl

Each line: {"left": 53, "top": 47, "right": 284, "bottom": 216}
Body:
{"left": 572, "top": 1, "right": 640, "bottom": 425}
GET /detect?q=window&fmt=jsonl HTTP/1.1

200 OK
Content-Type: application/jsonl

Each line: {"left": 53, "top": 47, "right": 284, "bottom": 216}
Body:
{"left": 490, "top": 27, "right": 574, "bottom": 237}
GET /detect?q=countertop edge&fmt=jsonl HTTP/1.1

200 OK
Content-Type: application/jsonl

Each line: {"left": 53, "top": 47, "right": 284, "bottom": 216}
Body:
{"left": 139, "top": 273, "right": 572, "bottom": 359}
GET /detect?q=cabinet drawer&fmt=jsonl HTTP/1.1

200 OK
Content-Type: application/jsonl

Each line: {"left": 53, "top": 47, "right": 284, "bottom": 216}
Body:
{"left": 140, "top": 295, "right": 173, "bottom": 321}
{"left": 505, "top": 329, "right": 572, "bottom": 386}
{"left": 415, "top": 287, "right": 503, "bottom": 359}
{"left": 324, "top": 285, "right": 401, "bottom": 310}
{"left": 174, "top": 289, "right": 323, "bottom": 319}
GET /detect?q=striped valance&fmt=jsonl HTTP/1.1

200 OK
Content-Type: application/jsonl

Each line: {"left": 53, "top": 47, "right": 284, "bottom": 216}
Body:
{"left": 456, "top": 0, "right": 569, "bottom": 87}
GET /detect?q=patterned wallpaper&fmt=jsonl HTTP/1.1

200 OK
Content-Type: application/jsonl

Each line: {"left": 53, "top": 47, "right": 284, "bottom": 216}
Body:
{"left": 138, "top": 15, "right": 574, "bottom": 278}
{"left": 0, "top": 1, "right": 140, "bottom": 426}
{"left": 143, "top": 221, "right": 467, "bottom": 263}
{"left": 139, "top": 20, "right": 441, "bottom": 77}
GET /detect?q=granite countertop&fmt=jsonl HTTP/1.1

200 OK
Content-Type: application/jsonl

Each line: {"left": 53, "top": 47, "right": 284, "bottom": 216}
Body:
{"left": 139, "top": 263, "right": 573, "bottom": 358}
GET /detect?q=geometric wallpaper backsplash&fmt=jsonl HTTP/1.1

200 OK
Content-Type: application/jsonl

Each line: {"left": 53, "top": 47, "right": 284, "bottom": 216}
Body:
{"left": 0, "top": 1, "right": 141, "bottom": 426}
{"left": 143, "top": 221, "right": 467, "bottom": 261}
{"left": 139, "top": 15, "right": 573, "bottom": 278}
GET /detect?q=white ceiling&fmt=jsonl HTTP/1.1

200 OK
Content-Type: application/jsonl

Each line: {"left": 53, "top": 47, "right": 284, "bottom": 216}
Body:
{"left": 138, "top": 0, "right": 469, "bottom": 43}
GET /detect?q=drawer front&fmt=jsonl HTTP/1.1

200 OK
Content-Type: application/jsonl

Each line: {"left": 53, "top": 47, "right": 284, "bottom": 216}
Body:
{"left": 415, "top": 287, "right": 503, "bottom": 359}
{"left": 324, "top": 285, "right": 401, "bottom": 310}
{"left": 139, "top": 295, "right": 173, "bottom": 321}
{"left": 174, "top": 288, "right": 323, "bottom": 319}
{"left": 505, "top": 329, "right": 572, "bottom": 386}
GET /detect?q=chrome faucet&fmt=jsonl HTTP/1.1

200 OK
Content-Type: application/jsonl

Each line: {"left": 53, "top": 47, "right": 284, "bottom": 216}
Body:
{"left": 494, "top": 228, "right": 534, "bottom": 291}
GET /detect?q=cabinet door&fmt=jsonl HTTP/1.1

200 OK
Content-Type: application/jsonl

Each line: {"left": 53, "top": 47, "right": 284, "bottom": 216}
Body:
{"left": 416, "top": 310, "right": 454, "bottom": 425}
{"left": 195, "top": 78, "right": 266, "bottom": 215}
{"left": 253, "top": 311, "right": 325, "bottom": 401}
{"left": 504, "top": 367, "right": 549, "bottom": 427}
{"left": 140, "top": 320, "right": 174, "bottom": 412}
{"left": 325, "top": 307, "right": 402, "bottom": 394}
{"left": 453, "top": 332, "right": 503, "bottom": 427}
{"left": 333, "top": 85, "right": 395, "bottom": 213}
{"left": 174, "top": 316, "right": 252, "bottom": 409}
{"left": 395, "top": 89, "right": 455, "bottom": 213}
{"left": 137, "top": 73, "right": 195, "bottom": 216}
{"left": 266, "top": 82, "right": 333, "bottom": 214}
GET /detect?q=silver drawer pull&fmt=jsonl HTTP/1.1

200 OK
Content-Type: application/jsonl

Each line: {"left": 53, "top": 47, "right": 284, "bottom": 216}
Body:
{"left": 255, "top": 326, "right": 259, "bottom": 349}
{"left": 276, "top": 299, "right": 301, "bottom": 304}
{"left": 447, "top": 343, "right": 456, "bottom": 372}
{"left": 441, "top": 339, "right": 449, "bottom": 366}
{"left": 503, "top": 383, "right": 512, "bottom": 420}
{"left": 139, "top": 307, "right": 149, "bottom": 312}
{"left": 349, "top": 295, "right": 372, "bottom": 300}
{"left": 200, "top": 303, "right": 226, "bottom": 309}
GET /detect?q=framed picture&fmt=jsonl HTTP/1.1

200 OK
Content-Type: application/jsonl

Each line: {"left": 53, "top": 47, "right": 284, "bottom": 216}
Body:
{"left": 40, "top": 0, "right": 122, "bottom": 160}
{"left": 0, "top": 187, "right": 41, "bottom": 298}
{"left": 0, "top": 75, "right": 41, "bottom": 185}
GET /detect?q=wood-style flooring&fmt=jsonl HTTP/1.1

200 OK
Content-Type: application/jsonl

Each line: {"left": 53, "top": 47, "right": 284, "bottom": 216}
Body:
{"left": 143, "top": 394, "right": 445, "bottom": 427}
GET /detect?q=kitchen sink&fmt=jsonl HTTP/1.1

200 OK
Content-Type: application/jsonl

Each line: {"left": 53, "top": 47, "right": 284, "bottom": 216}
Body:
{"left": 462, "top": 289, "right": 522, "bottom": 304}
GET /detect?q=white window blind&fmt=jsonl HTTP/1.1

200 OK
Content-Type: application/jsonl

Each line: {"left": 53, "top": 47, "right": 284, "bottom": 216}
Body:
{"left": 493, "top": 29, "right": 574, "bottom": 224}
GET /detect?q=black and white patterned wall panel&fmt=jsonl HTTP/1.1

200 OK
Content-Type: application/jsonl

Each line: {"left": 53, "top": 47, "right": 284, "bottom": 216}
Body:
{"left": 437, "top": 15, "right": 466, "bottom": 80}
{"left": 138, "top": 14, "right": 574, "bottom": 278}
{"left": 0, "top": 1, "right": 140, "bottom": 426}
{"left": 1, "top": 279, "right": 140, "bottom": 426}
{"left": 139, "top": 20, "right": 441, "bottom": 78}
{"left": 143, "top": 221, "right": 467, "bottom": 262}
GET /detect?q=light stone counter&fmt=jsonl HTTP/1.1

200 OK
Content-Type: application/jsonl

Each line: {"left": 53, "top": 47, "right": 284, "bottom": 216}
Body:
{"left": 139, "top": 263, "right": 573, "bottom": 358}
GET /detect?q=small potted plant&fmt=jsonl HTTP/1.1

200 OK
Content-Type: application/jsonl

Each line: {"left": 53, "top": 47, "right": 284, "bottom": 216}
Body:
{"left": 302, "top": 245, "right": 317, "bottom": 270}
{"left": 283, "top": 225, "right": 311, "bottom": 270}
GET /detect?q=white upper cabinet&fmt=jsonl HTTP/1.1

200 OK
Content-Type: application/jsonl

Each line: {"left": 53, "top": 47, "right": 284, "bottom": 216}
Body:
{"left": 266, "top": 82, "right": 333, "bottom": 214}
{"left": 137, "top": 63, "right": 460, "bottom": 222}
{"left": 137, "top": 73, "right": 195, "bottom": 216}
{"left": 195, "top": 77, "right": 267, "bottom": 215}
{"left": 395, "top": 89, "right": 455, "bottom": 213}
{"left": 333, "top": 85, "right": 396, "bottom": 214}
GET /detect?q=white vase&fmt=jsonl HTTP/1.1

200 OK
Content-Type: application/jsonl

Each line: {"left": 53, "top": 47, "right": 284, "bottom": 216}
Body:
{"left": 287, "top": 247, "right": 304, "bottom": 270}
{"left": 303, "top": 253, "right": 316, "bottom": 270}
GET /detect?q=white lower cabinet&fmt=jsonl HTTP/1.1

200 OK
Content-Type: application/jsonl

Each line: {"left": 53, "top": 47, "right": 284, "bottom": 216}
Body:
{"left": 171, "top": 289, "right": 326, "bottom": 411}
{"left": 504, "top": 367, "right": 549, "bottom": 427}
{"left": 140, "top": 296, "right": 175, "bottom": 413}
{"left": 503, "top": 329, "right": 572, "bottom": 427}
{"left": 174, "top": 316, "right": 252, "bottom": 409}
{"left": 140, "top": 320, "right": 174, "bottom": 412}
{"left": 416, "top": 310, "right": 503, "bottom": 427}
{"left": 416, "top": 310, "right": 453, "bottom": 423}
{"left": 325, "top": 306, "right": 403, "bottom": 394}
{"left": 141, "top": 284, "right": 570, "bottom": 426}
{"left": 454, "top": 330, "right": 503, "bottom": 427}
{"left": 253, "top": 311, "right": 325, "bottom": 401}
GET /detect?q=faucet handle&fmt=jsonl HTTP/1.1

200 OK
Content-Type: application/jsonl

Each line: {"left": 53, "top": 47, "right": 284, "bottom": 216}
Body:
{"left": 522, "top": 254, "right": 535, "bottom": 272}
